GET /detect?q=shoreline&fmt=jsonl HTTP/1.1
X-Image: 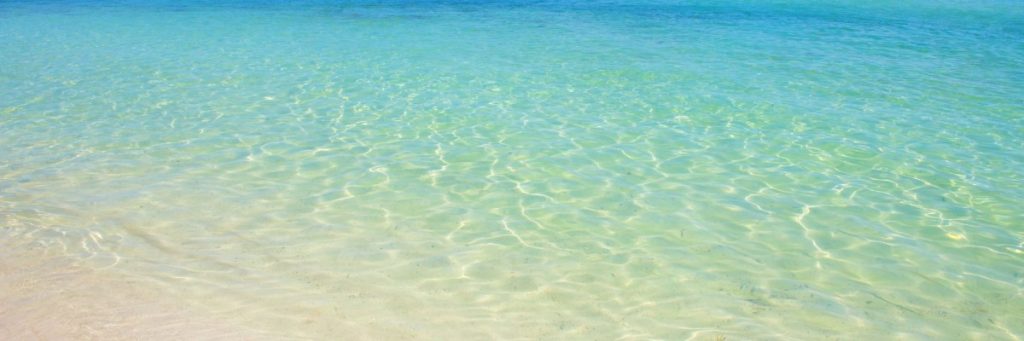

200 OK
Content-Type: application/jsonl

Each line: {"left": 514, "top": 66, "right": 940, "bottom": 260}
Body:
{"left": 0, "top": 241, "right": 268, "bottom": 340}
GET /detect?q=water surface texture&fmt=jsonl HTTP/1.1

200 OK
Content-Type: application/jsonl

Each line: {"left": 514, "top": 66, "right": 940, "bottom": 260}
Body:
{"left": 2, "top": 0, "right": 1023, "bottom": 339}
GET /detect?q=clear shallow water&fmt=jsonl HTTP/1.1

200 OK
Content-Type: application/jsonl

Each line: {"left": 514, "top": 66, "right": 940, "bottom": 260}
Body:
{"left": 1, "top": 0, "right": 1023, "bottom": 339}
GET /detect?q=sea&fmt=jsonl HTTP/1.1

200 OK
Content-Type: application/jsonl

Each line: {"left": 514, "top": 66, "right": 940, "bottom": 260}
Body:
{"left": 1, "top": 0, "right": 1022, "bottom": 339}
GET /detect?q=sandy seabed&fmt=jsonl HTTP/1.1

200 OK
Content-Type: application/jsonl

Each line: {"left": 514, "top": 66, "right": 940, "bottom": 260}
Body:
{"left": 0, "top": 241, "right": 267, "bottom": 340}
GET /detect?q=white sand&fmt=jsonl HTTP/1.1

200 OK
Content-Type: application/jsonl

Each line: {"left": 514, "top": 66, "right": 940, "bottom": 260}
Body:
{"left": 0, "top": 242, "right": 269, "bottom": 340}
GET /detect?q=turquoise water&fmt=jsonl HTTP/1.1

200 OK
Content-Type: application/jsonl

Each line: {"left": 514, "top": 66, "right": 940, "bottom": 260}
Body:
{"left": 2, "top": 0, "right": 1023, "bottom": 339}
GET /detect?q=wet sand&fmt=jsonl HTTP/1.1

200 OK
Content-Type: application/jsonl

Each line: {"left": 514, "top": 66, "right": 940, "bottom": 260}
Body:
{"left": 0, "top": 242, "right": 267, "bottom": 340}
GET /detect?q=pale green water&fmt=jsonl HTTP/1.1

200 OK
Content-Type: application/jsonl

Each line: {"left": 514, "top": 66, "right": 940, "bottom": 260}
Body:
{"left": 1, "top": 1, "right": 1023, "bottom": 339}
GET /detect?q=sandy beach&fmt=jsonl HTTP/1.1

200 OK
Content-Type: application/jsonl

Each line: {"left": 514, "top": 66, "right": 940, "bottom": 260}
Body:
{"left": 0, "top": 241, "right": 267, "bottom": 340}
